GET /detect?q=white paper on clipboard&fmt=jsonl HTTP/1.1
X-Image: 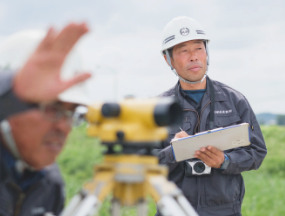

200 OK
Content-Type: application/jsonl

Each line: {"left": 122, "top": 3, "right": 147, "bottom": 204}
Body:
{"left": 171, "top": 123, "right": 251, "bottom": 162}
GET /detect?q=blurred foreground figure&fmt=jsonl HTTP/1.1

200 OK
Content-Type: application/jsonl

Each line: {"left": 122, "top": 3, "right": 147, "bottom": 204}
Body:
{"left": 0, "top": 24, "right": 91, "bottom": 216}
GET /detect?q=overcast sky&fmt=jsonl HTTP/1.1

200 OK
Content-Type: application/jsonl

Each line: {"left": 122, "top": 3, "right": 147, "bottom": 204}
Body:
{"left": 0, "top": 0, "right": 284, "bottom": 114}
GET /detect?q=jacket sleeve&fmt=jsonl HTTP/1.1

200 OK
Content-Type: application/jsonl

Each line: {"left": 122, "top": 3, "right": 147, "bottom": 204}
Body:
{"left": 155, "top": 136, "right": 181, "bottom": 173}
{"left": 0, "top": 70, "right": 38, "bottom": 121}
{"left": 221, "top": 96, "right": 267, "bottom": 175}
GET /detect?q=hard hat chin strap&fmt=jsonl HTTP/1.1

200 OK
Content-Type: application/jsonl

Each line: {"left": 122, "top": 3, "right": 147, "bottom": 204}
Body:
{"left": 165, "top": 41, "right": 209, "bottom": 85}
{"left": 0, "top": 120, "right": 35, "bottom": 172}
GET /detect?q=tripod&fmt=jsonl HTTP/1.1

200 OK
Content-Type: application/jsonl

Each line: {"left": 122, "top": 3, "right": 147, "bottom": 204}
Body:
{"left": 61, "top": 154, "right": 197, "bottom": 216}
{"left": 61, "top": 99, "right": 199, "bottom": 216}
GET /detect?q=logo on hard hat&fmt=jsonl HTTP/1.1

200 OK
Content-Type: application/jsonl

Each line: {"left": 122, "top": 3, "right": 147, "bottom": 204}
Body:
{"left": 180, "top": 28, "right": 189, "bottom": 36}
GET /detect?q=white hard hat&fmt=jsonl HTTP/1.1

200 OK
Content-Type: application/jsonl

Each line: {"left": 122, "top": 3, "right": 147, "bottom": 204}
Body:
{"left": 0, "top": 30, "right": 92, "bottom": 105}
{"left": 161, "top": 16, "right": 210, "bottom": 84}
{"left": 161, "top": 16, "right": 209, "bottom": 55}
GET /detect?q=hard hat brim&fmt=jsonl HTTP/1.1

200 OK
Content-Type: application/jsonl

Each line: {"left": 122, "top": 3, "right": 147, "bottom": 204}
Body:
{"left": 161, "top": 37, "right": 210, "bottom": 56}
{"left": 58, "top": 86, "right": 93, "bottom": 105}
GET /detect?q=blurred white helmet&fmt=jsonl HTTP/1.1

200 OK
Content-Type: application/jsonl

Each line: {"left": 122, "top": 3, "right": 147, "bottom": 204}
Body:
{"left": 161, "top": 16, "right": 210, "bottom": 84}
{"left": 0, "top": 30, "right": 92, "bottom": 105}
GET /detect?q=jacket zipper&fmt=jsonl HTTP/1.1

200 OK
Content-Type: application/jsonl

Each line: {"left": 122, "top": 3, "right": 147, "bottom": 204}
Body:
{"left": 183, "top": 100, "right": 211, "bottom": 209}
{"left": 198, "top": 100, "right": 211, "bottom": 208}
{"left": 199, "top": 101, "right": 211, "bottom": 131}
{"left": 11, "top": 179, "right": 43, "bottom": 216}
{"left": 8, "top": 183, "right": 25, "bottom": 216}
{"left": 183, "top": 101, "right": 211, "bottom": 133}
{"left": 14, "top": 193, "right": 25, "bottom": 216}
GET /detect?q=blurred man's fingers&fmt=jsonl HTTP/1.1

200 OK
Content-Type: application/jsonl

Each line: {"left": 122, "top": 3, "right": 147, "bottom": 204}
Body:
{"left": 36, "top": 27, "right": 57, "bottom": 52}
{"left": 61, "top": 72, "right": 92, "bottom": 91}
{"left": 13, "top": 23, "right": 91, "bottom": 103}
{"left": 52, "top": 23, "right": 89, "bottom": 55}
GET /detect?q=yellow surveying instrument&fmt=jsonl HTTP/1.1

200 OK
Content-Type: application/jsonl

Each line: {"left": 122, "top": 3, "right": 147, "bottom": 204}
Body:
{"left": 61, "top": 98, "right": 198, "bottom": 216}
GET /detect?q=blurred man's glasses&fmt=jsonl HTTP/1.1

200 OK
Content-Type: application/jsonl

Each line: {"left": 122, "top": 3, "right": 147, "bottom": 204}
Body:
{"left": 39, "top": 103, "right": 87, "bottom": 127}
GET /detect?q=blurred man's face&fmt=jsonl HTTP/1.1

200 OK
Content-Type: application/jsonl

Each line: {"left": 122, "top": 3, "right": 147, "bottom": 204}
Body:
{"left": 170, "top": 40, "right": 207, "bottom": 82}
{"left": 7, "top": 101, "right": 76, "bottom": 170}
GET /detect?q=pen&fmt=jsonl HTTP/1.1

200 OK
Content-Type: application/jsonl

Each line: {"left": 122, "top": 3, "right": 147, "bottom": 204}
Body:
{"left": 179, "top": 127, "right": 183, "bottom": 131}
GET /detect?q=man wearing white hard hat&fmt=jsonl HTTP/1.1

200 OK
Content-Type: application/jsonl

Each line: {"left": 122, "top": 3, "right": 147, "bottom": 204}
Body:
{"left": 157, "top": 17, "right": 267, "bottom": 216}
{"left": 0, "top": 23, "right": 91, "bottom": 215}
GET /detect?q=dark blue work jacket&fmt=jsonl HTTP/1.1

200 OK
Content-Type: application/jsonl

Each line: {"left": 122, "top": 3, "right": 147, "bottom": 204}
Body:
{"left": 157, "top": 77, "right": 267, "bottom": 216}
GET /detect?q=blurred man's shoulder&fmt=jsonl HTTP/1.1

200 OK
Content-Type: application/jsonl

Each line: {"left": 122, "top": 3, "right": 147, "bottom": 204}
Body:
{"left": 213, "top": 79, "right": 247, "bottom": 102}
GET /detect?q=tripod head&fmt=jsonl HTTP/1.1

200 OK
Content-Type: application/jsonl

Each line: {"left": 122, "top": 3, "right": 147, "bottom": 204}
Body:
{"left": 86, "top": 97, "right": 182, "bottom": 155}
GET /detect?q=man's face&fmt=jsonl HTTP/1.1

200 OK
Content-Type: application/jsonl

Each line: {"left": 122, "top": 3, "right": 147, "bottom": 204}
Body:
{"left": 7, "top": 101, "right": 76, "bottom": 170}
{"left": 168, "top": 40, "right": 207, "bottom": 82}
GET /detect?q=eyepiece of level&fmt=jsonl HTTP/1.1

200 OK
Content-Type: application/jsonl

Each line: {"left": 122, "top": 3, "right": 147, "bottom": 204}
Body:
{"left": 102, "top": 103, "right": 121, "bottom": 117}
{"left": 154, "top": 98, "right": 182, "bottom": 126}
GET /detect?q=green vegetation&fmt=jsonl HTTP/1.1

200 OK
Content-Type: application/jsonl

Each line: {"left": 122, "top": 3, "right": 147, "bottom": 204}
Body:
{"left": 57, "top": 125, "right": 285, "bottom": 216}
{"left": 242, "top": 125, "right": 285, "bottom": 216}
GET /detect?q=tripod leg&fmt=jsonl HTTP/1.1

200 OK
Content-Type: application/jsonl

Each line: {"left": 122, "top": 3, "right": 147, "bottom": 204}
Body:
{"left": 157, "top": 196, "right": 188, "bottom": 216}
{"left": 61, "top": 190, "right": 100, "bottom": 216}
{"left": 137, "top": 200, "right": 148, "bottom": 216}
{"left": 147, "top": 175, "right": 198, "bottom": 216}
{"left": 72, "top": 193, "right": 99, "bottom": 216}
{"left": 60, "top": 193, "right": 83, "bottom": 216}
{"left": 61, "top": 170, "right": 115, "bottom": 216}
{"left": 176, "top": 195, "right": 198, "bottom": 216}
{"left": 111, "top": 199, "right": 121, "bottom": 216}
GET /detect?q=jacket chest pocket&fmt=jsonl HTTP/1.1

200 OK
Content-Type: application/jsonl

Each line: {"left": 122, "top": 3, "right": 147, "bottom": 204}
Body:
{"left": 213, "top": 113, "right": 241, "bottom": 128}
{"left": 167, "top": 115, "right": 192, "bottom": 144}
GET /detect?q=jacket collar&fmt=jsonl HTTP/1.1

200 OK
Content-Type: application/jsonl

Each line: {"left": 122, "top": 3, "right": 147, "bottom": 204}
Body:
{"left": 203, "top": 76, "right": 227, "bottom": 103}
{"left": 174, "top": 76, "right": 227, "bottom": 109}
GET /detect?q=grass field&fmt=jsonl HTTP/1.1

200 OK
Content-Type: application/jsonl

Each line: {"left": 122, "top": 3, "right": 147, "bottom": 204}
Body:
{"left": 57, "top": 125, "right": 285, "bottom": 216}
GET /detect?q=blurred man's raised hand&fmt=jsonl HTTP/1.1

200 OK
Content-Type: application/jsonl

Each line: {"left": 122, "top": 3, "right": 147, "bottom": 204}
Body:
{"left": 13, "top": 23, "right": 91, "bottom": 103}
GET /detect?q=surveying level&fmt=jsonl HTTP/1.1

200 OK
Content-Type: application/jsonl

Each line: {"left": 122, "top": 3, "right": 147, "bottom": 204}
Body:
{"left": 61, "top": 98, "right": 198, "bottom": 216}
{"left": 87, "top": 97, "right": 182, "bottom": 155}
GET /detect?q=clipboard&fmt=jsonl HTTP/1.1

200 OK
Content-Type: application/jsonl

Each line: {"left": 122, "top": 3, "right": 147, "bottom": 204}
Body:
{"left": 171, "top": 123, "right": 251, "bottom": 162}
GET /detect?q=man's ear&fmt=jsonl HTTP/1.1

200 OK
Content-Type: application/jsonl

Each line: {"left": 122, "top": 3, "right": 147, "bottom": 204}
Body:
{"left": 164, "top": 55, "right": 171, "bottom": 67}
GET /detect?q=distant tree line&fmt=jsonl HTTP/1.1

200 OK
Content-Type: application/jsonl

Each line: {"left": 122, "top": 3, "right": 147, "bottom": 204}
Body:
{"left": 277, "top": 115, "right": 285, "bottom": 126}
